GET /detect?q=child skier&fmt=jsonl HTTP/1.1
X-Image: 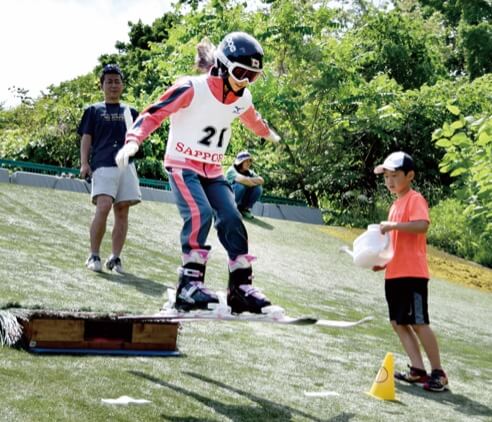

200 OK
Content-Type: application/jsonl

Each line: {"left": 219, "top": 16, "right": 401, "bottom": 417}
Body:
{"left": 115, "top": 32, "right": 280, "bottom": 314}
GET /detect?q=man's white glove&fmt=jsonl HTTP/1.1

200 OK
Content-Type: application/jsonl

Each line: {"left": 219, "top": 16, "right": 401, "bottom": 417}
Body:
{"left": 265, "top": 128, "right": 281, "bottom": 143}
{"left": 115, "top": 141, "right": 139, "bottom": 168}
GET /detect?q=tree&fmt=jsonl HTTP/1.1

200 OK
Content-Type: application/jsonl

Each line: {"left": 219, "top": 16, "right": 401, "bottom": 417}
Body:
{"left": 349, "top": 8, "right": 447, "bottom": 89}
{"left": 414, "top": 0, "right": 492, "bottom": 79}
{"left": 459, "top": 21, "right": 492, "bottom": 79}
{"left": 0, "top": 75, "right": 97, "bottom": 167}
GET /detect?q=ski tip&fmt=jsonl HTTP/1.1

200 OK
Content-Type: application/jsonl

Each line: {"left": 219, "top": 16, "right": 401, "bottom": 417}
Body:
{"left": 315, "top": 315, "right": 374, "bottom": 328}
{"left": 360, "top": 316, "right": 374, "bottom": 323}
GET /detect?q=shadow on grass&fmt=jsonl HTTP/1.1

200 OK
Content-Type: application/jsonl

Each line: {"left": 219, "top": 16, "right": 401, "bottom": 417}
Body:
{"left": 96, "top": 272, "right": 171, "bottom": 297}
{"left": 244, "top": 217, "right": 274, "bottom": 230}
{"left": 130, "top": 370, "right": 356, "bottom": 422}
{"left": 397, "top": 383, "right": 491, "bottom": 418}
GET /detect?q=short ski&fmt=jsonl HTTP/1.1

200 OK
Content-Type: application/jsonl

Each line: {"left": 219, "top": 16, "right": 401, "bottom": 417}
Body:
{"left": 119, "top": 311, "right": 372, "bottom": 328}
{"left": 118, "top": 288, "right": 372, "bottom": 327}
{"left": 119, "top": 309, "right": 318, "bottom": 325}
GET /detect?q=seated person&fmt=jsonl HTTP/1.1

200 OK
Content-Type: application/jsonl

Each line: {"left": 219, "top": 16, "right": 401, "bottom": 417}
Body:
{"left": 226, "top": 151, "right": 264, "bottom": 219}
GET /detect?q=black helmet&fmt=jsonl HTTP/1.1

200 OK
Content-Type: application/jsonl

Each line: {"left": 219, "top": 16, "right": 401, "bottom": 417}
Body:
{"left": 215, "top": 32, "right": 263, "bottom": 84}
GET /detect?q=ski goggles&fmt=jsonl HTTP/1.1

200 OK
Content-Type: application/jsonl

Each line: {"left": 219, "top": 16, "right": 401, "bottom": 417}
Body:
{"left": 229, "top": 63, "right": 262, "bottom": 84}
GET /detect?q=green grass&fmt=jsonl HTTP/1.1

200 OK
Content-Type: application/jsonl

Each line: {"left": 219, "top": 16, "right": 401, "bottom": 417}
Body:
{"left": 1, "top": 183, "right": 491, "bottom": 422}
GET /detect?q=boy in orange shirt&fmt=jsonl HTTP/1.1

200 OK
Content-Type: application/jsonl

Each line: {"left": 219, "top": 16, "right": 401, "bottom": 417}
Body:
{"left": 373, "top": 151, "right": 448, "bottom": 392}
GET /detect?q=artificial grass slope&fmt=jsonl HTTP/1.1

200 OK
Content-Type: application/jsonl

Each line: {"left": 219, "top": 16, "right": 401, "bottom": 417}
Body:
{"left": 0, "top": 183, "right": 491, "bottom": 422}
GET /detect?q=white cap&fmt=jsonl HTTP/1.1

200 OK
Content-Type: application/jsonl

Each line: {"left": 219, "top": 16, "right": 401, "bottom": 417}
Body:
{"left": 234, "top": 151, "right": 252, "bottom": 165}
{"left": 374, "top": 151, "right": 415, "bottom": 174}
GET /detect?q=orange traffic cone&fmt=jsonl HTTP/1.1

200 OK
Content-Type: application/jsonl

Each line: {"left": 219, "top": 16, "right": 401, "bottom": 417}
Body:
{"left": 367, "top": 352, "right": 396, "bottom": 400}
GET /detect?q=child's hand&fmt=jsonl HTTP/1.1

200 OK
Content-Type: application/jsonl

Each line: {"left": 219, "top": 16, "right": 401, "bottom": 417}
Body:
{"left": 265, "top": 128, "right": 281, "bottom": 143}
{"left": 379, "top": 221, "right": 397, "bottom": 234}
{"left": 115, "top": 141, "right": 139, "bottom": 168}
{"left": 372, "top": 265, "right": 386, "bottom": 272}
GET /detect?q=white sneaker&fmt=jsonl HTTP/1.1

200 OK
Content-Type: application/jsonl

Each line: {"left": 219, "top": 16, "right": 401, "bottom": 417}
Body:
{"left": 86, "top": 255, "right": 102, "bottom": 272}
{"left": 105, "top": 256, "right": 124, "bottom": 274}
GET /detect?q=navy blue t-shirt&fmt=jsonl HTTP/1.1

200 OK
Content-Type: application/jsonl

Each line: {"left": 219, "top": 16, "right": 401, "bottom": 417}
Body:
{"left": 78, "top": 102, "right": 139, "bottom": 171}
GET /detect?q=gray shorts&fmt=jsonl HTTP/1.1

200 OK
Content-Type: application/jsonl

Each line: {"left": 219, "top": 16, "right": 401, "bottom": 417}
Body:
{"left": 91, "top": 163, "right": 141, "bottom": 206}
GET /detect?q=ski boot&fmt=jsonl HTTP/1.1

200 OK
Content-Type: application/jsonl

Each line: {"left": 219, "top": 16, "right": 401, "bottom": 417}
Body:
{"left": 227, "top": 254, "right": 271, "bottom": 314}
{"left": 175, "top": 249, "right": 219, "bottom": 312}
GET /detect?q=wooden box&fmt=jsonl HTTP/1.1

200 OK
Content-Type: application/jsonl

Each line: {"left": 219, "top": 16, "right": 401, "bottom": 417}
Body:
{"left": 20, "top": 312, "right": 179, "bottom": 356}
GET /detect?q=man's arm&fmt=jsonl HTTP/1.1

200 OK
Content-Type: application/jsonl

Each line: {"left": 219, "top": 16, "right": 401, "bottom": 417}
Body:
{"left": 80, "top": 134, "right": 92, "bottom": 179}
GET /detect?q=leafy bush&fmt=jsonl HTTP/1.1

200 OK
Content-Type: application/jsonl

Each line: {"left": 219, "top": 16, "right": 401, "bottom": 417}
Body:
{"left": 428, "top": 198, "right": 492, "bottom": 267}
{"left": 135, "top": 157, "right": 167, "bottom": 181}
{"left": 432, "top": 97, "right": 492, "bottom": 239}
{"left": 321, "top": 185, "right": 390, "bottom": 227}
{"left": 133, "top": 135, "right": 167, "bottom": 180}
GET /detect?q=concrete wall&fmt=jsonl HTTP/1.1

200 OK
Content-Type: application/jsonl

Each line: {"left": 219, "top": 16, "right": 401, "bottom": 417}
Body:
{"left": 5, "top": 170, "right": 324, "bottom": 225}
{"left": 10, "top": 172, "right": 90, "bottom": 193}
{"left": 0, "top": 168, "right": 9, "bottom": 183}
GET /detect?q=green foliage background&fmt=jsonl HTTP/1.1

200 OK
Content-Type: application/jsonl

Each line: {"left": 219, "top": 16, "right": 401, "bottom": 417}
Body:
{"left": 0, "top": 0, "right": 491, "bottom": 265}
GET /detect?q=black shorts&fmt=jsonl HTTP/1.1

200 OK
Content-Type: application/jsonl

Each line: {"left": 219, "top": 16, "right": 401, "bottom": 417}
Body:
{"left": 385, "top": 278, "right": 429, "bottom": 325}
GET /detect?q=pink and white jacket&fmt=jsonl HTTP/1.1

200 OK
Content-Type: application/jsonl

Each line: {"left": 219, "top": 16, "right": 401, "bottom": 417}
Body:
{"left": 125, "top": 74, "right": 270, "bottom": 178}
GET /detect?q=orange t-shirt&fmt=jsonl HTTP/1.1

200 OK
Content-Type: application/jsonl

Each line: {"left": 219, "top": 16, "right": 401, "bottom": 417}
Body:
{"left": 385, "top": 189, "right": 430, "bottom": 280}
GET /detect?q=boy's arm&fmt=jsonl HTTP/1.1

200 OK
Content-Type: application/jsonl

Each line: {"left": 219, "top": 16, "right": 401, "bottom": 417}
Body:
{"left": 372, "top": 220, "right": 428, "bottom": 272}
{"left": 380, "top": 220, "right": 429, "bottom": 234}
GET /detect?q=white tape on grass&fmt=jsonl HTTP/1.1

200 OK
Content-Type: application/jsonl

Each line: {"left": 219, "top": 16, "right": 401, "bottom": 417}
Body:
{"left": 304, "top": 391, "right": 340, "bottom": 398}
{"left": 101, "top": 396, "right": 151, "bottom": 405}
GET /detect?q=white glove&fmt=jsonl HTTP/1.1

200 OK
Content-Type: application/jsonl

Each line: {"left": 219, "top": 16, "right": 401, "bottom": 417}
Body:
{"left": 265, "top": 128, "right": 281, "bottom": 143}
{"left": 115, "top": 141, "right": 139, "bottom": 168}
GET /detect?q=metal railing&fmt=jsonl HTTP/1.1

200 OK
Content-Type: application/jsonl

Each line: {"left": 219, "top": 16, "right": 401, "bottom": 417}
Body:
{"left": 0, "top": 159, "right": 307, "bottom": 206}
{"left": 0, "top": 159, "right": 79, "bottom": 176}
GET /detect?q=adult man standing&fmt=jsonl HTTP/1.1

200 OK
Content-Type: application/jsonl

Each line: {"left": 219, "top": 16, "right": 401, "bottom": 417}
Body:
{"left": 79, "top": 64, "right": 141, "bottom": 273}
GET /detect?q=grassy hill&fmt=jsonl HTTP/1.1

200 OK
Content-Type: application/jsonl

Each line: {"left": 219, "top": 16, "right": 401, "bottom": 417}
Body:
{"left": 0, "top": 183, "right": 491, "bottom": 422}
